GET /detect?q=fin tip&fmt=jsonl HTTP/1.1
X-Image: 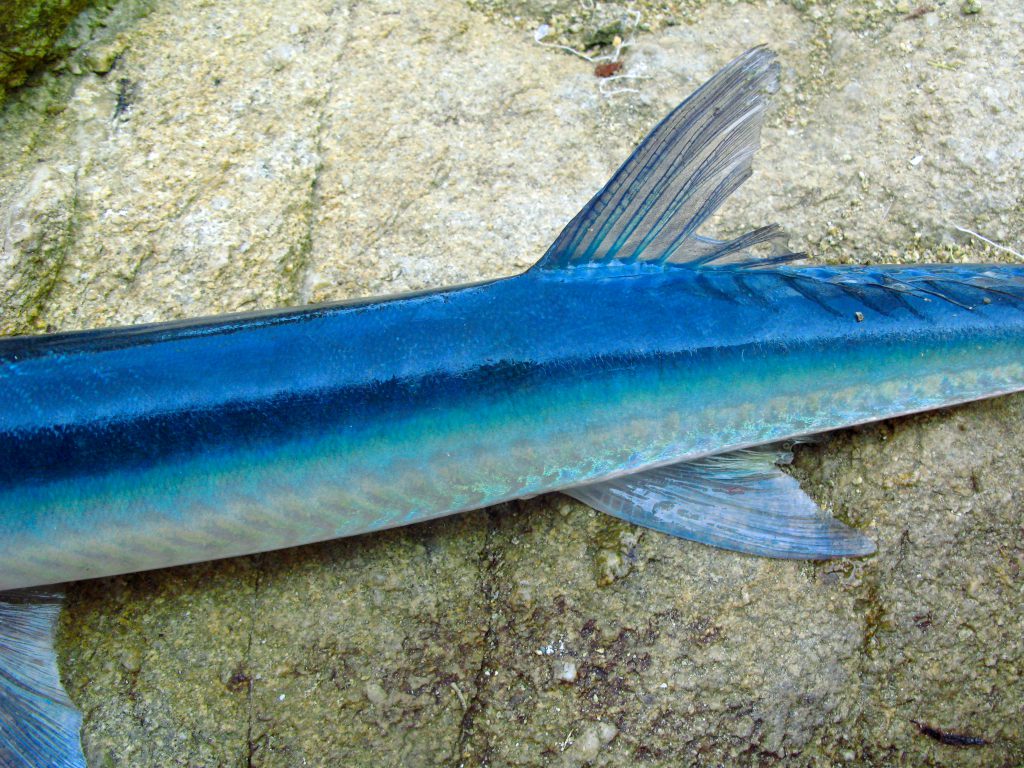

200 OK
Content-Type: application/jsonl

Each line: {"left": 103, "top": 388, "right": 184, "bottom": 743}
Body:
{"left": 0, "top": 589, "right": 86, "bottom": 768}
{"left": 567, "top": 446, "right": 878, "bottom": 561}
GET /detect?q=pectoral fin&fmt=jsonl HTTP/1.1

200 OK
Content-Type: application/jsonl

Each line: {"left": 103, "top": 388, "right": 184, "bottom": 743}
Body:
{"left": 565, "top": 447, "right": 874, "bottom": 559}
{"left": 0, "top": 589, "right": 84, "bottom": 768}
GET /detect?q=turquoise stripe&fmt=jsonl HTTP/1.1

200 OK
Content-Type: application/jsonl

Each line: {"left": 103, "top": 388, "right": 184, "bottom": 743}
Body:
{"left": 2, "top": 325, "right": 1020, "bottom": 589}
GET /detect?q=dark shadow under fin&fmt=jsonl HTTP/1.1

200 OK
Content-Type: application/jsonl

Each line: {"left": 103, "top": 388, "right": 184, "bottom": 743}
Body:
{"left": 534, "top": 47, "right": 801, "bottom": 273}
{"left": 564, "top": 446, "right": 875, "bottom": 559}
{"left": 0, "top": 589, "right": 84, "bottom": 768}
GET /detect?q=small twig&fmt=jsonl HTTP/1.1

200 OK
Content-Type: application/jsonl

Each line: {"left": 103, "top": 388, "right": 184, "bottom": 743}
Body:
{"left": 534, "top": 9, "right": 646, "bottom": 99}
{"left": 911, "top": 719, "right": 988, "bottom": 747}
{"left": 954, "top": 224, "right": 1024, "bottom": 260}
{"left": 560, "top": 728, "right": 576, "bottom": 751}
{"left": 450, "top": 681, "right": 468, "bottom": 710}
{"left": 534, "top": 24, "right": 615, "bottom": 63}
{"left": 903, "top": 4, "right": 934, "bottom": 20}
{"left": 533, "top": 8, "right": 642, "bottom": 65}
{"left": 598, "top": 72, "right": 651, "bottom": 97}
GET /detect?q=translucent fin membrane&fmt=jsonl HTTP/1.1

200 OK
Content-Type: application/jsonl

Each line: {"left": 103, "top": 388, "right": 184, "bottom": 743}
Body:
{"left": 0, "top": 589, "right": 84, "bottom": 768}
{"left": 534, "top": 47, "right": 800, "bottom": 272}
{"left": 565, "top": 446, "right": 875, "bottom": 559}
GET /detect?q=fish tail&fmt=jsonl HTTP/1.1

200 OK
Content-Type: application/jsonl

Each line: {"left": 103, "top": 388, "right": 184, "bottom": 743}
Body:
{"left": 0, "top": 589, "right": 84, "bottom": 768}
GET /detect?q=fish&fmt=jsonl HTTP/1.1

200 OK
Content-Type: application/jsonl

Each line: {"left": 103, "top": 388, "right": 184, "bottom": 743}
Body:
{"left": 1, "top": 46, "right": 1023, "bottom": 767}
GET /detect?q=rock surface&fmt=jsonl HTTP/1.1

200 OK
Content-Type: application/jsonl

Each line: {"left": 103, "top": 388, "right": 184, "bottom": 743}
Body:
{"left": 0, "top": 0, "right": 152, "bottom": 105}
{"left": 0, "top": 0, "right": 1022, "bottom": 765}
{"left": 1, "top": 0, "right": 91, "bottom": 101}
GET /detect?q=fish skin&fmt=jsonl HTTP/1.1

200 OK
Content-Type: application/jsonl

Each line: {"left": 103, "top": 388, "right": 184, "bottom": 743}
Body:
{"left": 3, "top": 261, "right": 1024, "bottom": 589}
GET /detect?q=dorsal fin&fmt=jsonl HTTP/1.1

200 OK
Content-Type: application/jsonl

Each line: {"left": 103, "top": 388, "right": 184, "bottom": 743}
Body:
{"left": 534, "top": 47, "right": 799, "bottom": 272}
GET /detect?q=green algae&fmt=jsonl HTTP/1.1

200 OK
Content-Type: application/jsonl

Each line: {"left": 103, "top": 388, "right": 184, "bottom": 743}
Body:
{"left": 0, "top": 0, "right": 95, "bottom": 102}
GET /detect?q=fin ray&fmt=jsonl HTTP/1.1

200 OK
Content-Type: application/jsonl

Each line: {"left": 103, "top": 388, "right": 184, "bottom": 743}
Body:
{"left": 785, "top": 264, "right": 1024, "bottom": 312}
{"left": 0, "top": 589, "right": 85, "bottom": 768}
{"left": 534, "top": 47, "right": 797, "bottom": 272}
{"left": 565, "top": 446, "right": 875, "bottom": 559}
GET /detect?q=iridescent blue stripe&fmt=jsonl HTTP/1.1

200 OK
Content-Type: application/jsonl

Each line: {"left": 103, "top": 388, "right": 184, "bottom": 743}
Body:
{"left": 2, "top": 266, "right": 1024, "bottom": 589}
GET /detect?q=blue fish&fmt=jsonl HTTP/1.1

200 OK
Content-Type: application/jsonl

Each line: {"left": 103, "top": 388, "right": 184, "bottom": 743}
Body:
{"left": 1, "top": 47, "right": 1022, "bottom": 767}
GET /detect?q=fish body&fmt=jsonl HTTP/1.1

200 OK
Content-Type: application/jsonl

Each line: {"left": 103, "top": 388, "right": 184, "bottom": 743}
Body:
{"left": 3, "top": 263, "right": 1024, "bottom": 590}
{"left": 1, "top": 47, "right": 1023, "bottom": 767}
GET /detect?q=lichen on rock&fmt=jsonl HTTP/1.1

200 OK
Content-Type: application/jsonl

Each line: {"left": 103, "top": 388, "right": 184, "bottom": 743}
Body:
{"left": 0, "top": 0, "right": 94, "bottom": 100}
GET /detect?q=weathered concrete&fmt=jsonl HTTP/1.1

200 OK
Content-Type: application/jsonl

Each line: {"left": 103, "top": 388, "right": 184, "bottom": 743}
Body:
{"left": 0, "top": 0, "right": 1021, "bottom": 765}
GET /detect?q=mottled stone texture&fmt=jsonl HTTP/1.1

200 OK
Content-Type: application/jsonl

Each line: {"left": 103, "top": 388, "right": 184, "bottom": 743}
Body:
{"left": 0, "top": 0, "right": 1022, "bottom": 765}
